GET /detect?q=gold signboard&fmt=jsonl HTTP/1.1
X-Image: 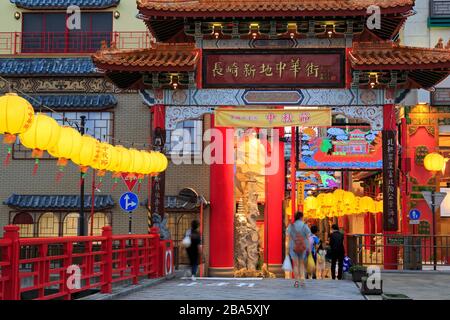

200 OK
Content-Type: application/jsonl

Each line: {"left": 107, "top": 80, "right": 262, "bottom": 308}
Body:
{"left": 214, "top": 108, "right": 332, "bottom": 128}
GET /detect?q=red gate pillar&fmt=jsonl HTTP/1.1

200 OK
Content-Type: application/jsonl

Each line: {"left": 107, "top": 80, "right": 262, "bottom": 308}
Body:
{"left": 383, "top": 104, "right": 399, "bottom": 269}
{"left": 400, "top": 117, "right": 410, "bottom": 234}
{"left": 209, "top": 114, "right": 235, "bottom": 277}
{"left": 266, "top": 127, "right": 285, "bottom": 277}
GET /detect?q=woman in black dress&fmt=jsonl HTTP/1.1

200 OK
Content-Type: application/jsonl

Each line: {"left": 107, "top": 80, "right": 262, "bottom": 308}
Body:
{"left": 186, "top": 220, "right": 201, "bottom": 280}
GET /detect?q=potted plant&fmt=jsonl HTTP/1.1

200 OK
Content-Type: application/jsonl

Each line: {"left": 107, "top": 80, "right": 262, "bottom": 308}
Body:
{"left": 349, "top": 265, "right": 367, "bottom": 282}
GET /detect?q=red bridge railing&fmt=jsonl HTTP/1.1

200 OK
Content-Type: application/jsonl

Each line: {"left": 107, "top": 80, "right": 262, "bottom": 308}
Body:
{"left": 0, "top": 225, "right": 173, "bottom": 300}
{"left": 0, "top": 31, "right": 154, "bottom": 55}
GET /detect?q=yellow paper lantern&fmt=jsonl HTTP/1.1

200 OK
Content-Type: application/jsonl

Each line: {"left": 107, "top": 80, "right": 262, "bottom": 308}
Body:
{"left": 19, "top": 113, "right": 61, "bottom": 158}
{"left": 342, "top": 191, "right": 356, "bottom": 207}
{"left": 48, "top": 126, "right": 82, "bottom": 167}
{"left": 140, "top": 151, "right": 155, "bottom": 175}
{"left": 316, "top": 193, "right": 325, "bottom": 206}
{"left": 92, "top": 142, "right": 113, "bottom": 175}
{"left": 360, "top": 196, "right": 375, "bottom": 213}
{"left": 323, "top": 193, "right": 334, "bottom": 207}
{"left": 71, "top": 135, "right": 100, "bottom": 173}
{"left": 117, "top": 146, "right": 133, "bottom": 173}
{"left": 333, "top": 189, "right": 345, "bottom": 204}
{"left": 376, "top": 200, "right": 383, "bottom": 213}
{"left": 130, "top": 148, "right": 145, "bottom": 174}
{"left": 304, "top": 196, "right": 318, "bottom": 213}
{"left": 424, "top": 152, "right": 445, "bottom": 172}
{"left": 106, "top": 145, "right": 123, "bottom": 173}
{"left": 148, "top": 151, "right": 163, "bottom": 174}
{"left": 0, "top": 93, "right": 35, "bottom": 144}
{"left": 157, "top": 152, "right": 168, "bottom": 173}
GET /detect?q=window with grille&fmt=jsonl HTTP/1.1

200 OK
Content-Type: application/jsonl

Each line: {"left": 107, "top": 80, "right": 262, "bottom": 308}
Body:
{"left": 22, "top": 12, "right": 113, "bottom": 53}
{"left": 14, "top": 111, "right": 113, "bottom": 159}
{"left": 62, "top": 212, "right": 109, "bottom": 236}
{"left": 12, "top": 213, "right": 34, "bottom": 238}
{"left": 38, "top": 212, "right": 59, "bottom": 237}
{"left": 166, "top": 120, "right": 203, "bottom": 156}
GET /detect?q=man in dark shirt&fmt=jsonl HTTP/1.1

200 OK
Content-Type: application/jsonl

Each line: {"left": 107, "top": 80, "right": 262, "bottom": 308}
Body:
{"left": 329, "top": 224, "right": 345, "bottom": 280}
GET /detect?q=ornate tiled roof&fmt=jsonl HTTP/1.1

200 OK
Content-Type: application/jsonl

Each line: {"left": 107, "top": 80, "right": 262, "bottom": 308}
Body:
{"left": 137, "top": 0, "right": 414, "bottom": 16}
{"left": 92, "top": 43, "right": 199, "bottom": 72}
{"left": 4, "top": 194, "right": 115, "bottom": 210}
{"left": 350, "top": 41, "right": 450, "bottom": 69}
{"left": 0, "top": 58, "right": 97, "bottom": 76}
{"left": 10, "top": 0, "right": 120, "bottom": 9}
{"left": 26, "top": 94, "right": 117, "bottom": 110}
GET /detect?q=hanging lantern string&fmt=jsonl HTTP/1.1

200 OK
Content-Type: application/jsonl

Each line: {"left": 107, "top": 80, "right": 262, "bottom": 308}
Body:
{"left": 106, "top": 135, "right": 154, "bottom": 149}
{"left": 0, "top": 76, "right": 160, "bottom": 149}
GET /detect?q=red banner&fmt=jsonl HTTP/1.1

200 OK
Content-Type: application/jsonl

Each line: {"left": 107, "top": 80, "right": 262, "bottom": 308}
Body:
{"left": 203, "top": 49, "right": 345, "bottom": 88}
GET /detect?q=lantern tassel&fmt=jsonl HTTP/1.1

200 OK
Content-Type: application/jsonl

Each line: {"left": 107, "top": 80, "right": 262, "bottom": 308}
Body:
{"left": 79, "top": 172, "right": 87, "bottom": 187}
{"left": 138, "top": 180, "right": 142, "bottom": 193}
{"left": 32, "top": 158, "right": 40, "bottom": 176}
{"left": 3, "top": 147, "right": 12, "bottom": 166}
{"left": 96, "top": 178, "right": 103, "bottom": 190}
{"left": 111, "top": 178, "right": 119, "bottom": 191}
{"left": 55, "top": 167, "right": 65, "bottom": 183}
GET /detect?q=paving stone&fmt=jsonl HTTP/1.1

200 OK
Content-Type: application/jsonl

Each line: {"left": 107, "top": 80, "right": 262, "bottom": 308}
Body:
{"left": 117, "top": 278, "right": 364, "bottom": 300}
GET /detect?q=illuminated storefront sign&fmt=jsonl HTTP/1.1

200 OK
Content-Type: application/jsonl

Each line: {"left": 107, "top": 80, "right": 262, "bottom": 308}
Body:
{"left": 214, "top": 108, "right": 331, "bottom": 128}
{"left": 203, "top": 49, "right": 345, "bottom": 88}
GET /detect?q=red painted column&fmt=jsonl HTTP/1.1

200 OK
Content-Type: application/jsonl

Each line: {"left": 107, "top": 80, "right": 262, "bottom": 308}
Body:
{"left": 209, "top": 114, "right": 235, "bottom": 277}
{"left": 290, "top": 127, "right": 297, "bottom": 220}
{"left": 266, "top": 127, "right": 285, "bottom": 277}
{"left": 383, "top": 104, "right": 399, "bottom": 269}
{"left": 400, "top": 117, "right": 410, "bottom": 234}
{"left": 150, "top": 104, "right": 166, "bottom": 228}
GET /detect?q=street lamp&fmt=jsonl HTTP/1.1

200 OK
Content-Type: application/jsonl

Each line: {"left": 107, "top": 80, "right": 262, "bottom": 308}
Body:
{"left": 423, "top": 152, "right": 446, "bottom": 270}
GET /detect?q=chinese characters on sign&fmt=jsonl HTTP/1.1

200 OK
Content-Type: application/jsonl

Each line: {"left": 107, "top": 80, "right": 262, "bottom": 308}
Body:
{"left": 297, "top": 182, "right": 305, "bottom": 208}
{"left": 151, "top": 126, "right": 166, "bottom": 221}
{"left": 203, "top": 50, "right": 344, "bottom": 88}
{"left": 382, "top": 131, "right": 398, "bottom": 231}
{"left": 151, "top": 174, "right": 165, "bottom": 218}
{"left": 214, "top": 108, "right": 331, "bottom": 128}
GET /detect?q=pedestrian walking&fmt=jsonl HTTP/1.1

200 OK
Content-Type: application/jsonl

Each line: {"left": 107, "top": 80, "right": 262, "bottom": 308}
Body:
{"left": 184, "top": 220, "right": 201, "bottom": 280}
{"left": 307, "top": 225, "right": 320, "bottom": 279}
{"left": 329, "top": 224, "right": 345, "bottom": 280}
{"left": 286, "top": 211, "right": 311, "bottom": 288}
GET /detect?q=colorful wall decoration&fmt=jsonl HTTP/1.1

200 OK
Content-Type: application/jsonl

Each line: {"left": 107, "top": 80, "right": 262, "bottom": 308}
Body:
{"left": 299, "top": 126, "right": 383, "bottom": 170}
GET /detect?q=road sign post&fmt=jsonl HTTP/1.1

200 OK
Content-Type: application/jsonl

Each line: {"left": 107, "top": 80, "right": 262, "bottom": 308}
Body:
{"left": 129, "top": 212, "right": 132, "bottom": 235}
{"left": 120, "top": 192, "right": 139, "bottom": 235}
{"left": 422, "top": 191, "right": 448, "bottom": 271}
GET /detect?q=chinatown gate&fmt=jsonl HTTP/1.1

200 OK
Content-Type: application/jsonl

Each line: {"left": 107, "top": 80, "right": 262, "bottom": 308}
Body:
{"left": 93, "top": 0, "right": 450, "bottom": 277}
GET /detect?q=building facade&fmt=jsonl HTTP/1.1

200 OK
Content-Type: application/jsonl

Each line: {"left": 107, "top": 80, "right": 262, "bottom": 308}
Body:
{"left": 2, "top": 0, "right": 450, "bottom": 276}
{"left": 91, "top": 0, "right": 450, "bottom": 276}
{"left": 0, "top": 1, "right": 188, "bottom": 240}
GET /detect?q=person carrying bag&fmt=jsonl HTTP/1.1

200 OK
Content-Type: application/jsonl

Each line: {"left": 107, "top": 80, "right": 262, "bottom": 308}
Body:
{"left": 286, "top": 212, "right": 311, "bottom": 288}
